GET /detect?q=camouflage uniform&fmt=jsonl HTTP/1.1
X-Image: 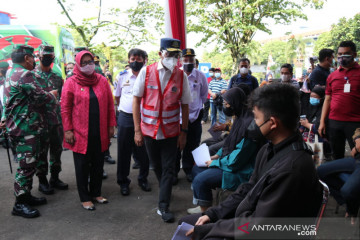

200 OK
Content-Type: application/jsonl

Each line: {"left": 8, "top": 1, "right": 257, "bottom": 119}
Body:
{"left": 2, "top": 45, "right": 56, "bottom": 197}
{"left": 34, "top": 45, "right": 64, "bottom": 177}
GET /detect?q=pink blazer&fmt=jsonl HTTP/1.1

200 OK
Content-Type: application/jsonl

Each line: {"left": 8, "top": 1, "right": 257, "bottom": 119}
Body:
{"left": 61, "top": 75, "right": 116, "bottom": 154}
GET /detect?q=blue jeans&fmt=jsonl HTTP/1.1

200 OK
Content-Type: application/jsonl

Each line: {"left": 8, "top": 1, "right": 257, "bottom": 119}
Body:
{"left": 191, "top": 165, "right": 223, "bottom": 207}
{"left": 317, "top": 157, "right": 360, "bottom": 216}
{"left": 210, "top": 102, "right": 226, "bottom": 126}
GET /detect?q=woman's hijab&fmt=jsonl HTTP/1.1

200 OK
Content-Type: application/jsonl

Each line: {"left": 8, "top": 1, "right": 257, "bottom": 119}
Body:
{"left": 221, "top": 87, "right": 253, "bottom": 157}
{"left": 72, "top": 50, "right": 100, "bottom": 86}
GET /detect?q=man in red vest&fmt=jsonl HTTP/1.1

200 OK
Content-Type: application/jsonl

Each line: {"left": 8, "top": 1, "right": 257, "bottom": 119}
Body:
{"left": 132, "top": 38, "right": 191, "bottom": 223}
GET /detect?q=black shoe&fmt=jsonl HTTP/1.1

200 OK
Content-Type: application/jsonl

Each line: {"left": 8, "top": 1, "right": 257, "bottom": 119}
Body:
{"left": 27, "top": 195, "right": 47, "bottom": 206}
{"left": 120, "top": 186, "right": 130, "bottom": 196}
{"left": 157, "top": 208, "right": 175, "bottom": 223}
{"left": 102, "top": 171, "right": 108, "bottom": 179}
{"left": 138, "top": 181, "right": 151, "bottom": 192}
{"left": 104, "top": 155, "right": 116, "bottom": 164}
{"left": 186, "top": 173, "right": 193, "bottom": 182}
{"left": 12, "top": 203, "right": 40, "bottom": 218}
{"left": 38, "top": 177, "right": 54, "bottom": 195}
{"left": 132, "top": 162, "right": 140, "bottom": 169}
{"left": 50, "top": 176, "right": 69, "bottom": 190}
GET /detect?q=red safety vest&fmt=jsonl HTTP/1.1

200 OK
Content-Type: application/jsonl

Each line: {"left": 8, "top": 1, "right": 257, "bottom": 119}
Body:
{"left": 141, "top": 62, "right": 183, "bottom": 139}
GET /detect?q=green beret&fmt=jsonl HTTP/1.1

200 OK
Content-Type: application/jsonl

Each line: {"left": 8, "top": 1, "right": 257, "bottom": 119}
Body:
{"left": 39, "top": 44, "right": 55, "bottom": 56}
{"left": 12, "top": 44, "right": 34, "bottom": 55}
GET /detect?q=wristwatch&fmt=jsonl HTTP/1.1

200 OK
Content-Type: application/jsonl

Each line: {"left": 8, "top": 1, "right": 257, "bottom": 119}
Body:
{"left": 181, "top": 128, "right": 188, "bottom": 133}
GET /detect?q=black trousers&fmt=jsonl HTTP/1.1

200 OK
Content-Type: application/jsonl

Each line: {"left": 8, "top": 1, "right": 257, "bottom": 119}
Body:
{"left": 328, "top": 119, "right": 360, "bottom": 160}
{"left": 202, "top": 99, "right": 210, "bottom": 122}
{"left": 117, "top": 111, "right": 149, "bottom": 187}
{"left": 144, "top": 136, "right": 178, "bottom": 209}
{"left": 176, "top": 111, "right": 203, "bottom": 175}
{"left": 73, "top": 136, "right": 104, "bottom": 202}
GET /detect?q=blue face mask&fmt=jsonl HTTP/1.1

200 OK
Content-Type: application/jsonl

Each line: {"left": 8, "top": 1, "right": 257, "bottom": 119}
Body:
{"left": 309, "top": 97, "right": 320, "bottom": 106}
{"left": 215, "top": 72, "right": 221, "bottom": 78}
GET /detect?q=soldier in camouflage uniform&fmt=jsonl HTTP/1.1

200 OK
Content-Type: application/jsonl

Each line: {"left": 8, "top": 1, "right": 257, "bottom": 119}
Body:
{"left": 34, "top": 44, "right": 68, "bottom": 194}
{"left": 1, "top": 45, "right": 58, "bottom": 218}
{"left": 94, "top": 56, "right": 105, "bottom": 76}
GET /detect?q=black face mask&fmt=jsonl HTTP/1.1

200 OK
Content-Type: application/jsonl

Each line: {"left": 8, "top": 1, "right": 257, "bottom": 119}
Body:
{"left": 223, "top": 105, "right": 234, "bottom": 117}
{"left": 41, "top": 56, "right": 54, "bottom": 67}
{"left": 130, "top": 61, "right": 144, "bottom": 72}
{"left": 183, "top": 63, "right": 195, "bottom": 73}
{"left": 246, "top": 119, "right": 269, "bottom": 141}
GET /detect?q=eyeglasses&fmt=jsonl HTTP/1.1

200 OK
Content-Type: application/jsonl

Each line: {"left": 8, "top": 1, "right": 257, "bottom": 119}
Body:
{"left": 81, "top": 60, "right": 95, "bottom": 67}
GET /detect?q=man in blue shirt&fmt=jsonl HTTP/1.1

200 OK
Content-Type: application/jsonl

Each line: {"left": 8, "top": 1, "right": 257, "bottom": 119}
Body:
{"left": 228, "top": 58, "right": 258, "bottom": 91}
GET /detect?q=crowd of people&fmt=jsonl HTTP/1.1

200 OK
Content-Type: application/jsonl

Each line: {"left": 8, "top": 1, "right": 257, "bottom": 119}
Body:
{"left": 0, "top": 37, "right": 359, "bottom": 239}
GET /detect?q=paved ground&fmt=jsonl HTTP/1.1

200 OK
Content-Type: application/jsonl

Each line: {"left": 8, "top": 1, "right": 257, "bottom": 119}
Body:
{"left": 0, "top": 122, "right": 358, "bottom": 239}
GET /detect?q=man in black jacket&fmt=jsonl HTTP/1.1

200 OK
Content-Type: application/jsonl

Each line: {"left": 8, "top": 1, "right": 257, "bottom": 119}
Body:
{"left": 180, "top": 84, "right": 323, "bottom": 240}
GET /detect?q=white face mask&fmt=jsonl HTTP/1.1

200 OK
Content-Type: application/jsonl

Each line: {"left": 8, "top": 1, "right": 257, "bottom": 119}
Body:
{"left": 240, "top": 67, "right": 249, "bottom": 75}
{"left": 281, "top": 74, "right": 291, "bottom": 82}
{"left": 162, "top": 57, "right": 178, "bottom": 71}
{"left": 80, "top": 64, "right": 95, "bottom": 75}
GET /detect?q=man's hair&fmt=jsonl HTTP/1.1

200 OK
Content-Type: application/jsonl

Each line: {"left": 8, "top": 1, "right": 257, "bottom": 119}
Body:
{"left": 11, "top": 52, "right": 26, "bottom": 64}
{"left": 239, "top": 58, "right": 250, "bottom": 65}
{"left": 67, "top": 62, "right": 75, "bottom": 66}
{"left": 338, "top": 40, "right": 357, "bottom": 53}
{"left": 209, "top": 67, "right": 215, "bottom": 72}
{"left": 280, "top": 63, "right": 293, "bottom": 74}
{"left": 319, "top": 48, "right": 334, "bottom": 62}
{"left": 250, "top": 84, "right": 300, "bottom": 131}
{"left": 195, "top": 59, "right": 199, "bottom": 65}
{"left": 128, "top": 48, "right": 146, "bottom": 59}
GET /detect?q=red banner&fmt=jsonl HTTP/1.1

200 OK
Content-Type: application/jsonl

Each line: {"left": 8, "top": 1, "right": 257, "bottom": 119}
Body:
{"left": 168, "top": 0, "right": 186, "bottom": 49}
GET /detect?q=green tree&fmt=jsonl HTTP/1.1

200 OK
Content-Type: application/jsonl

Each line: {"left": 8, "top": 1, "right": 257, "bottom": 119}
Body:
{"left": 313, "top": 13, "right": 360, "bottom": 55}
{"left": 201, "top": 47, "right": 233, "bottom": 79}
{"left": 56, "top": 0, "right": 163, "bottom": 73}
{"left": 187, "top": 0, "right": 324, "bottom": 68}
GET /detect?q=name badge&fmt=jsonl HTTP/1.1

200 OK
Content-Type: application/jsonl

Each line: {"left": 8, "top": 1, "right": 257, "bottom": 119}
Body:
{"left": 147, "top": 85, "right": 158, "bottom": 89}
{"left": 344, "top": 83, "right": 351, "bottom": 93}
{"left": 123, "top": 83, "right": 130, "bottom": 87}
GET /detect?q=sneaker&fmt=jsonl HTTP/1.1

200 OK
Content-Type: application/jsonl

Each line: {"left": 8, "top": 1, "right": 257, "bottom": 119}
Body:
{"left": 187, "top": 206, "right": 202, "bottom": 214}
{"left": 157, "top": 208, "right": 175, "bottom": 223}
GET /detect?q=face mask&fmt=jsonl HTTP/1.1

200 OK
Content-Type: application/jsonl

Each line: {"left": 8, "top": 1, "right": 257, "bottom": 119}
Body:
{"left": 223, "top": 105, "right": 234, "bottom": 116}
{"left": 240, "top": 67, "right": 249, "bottom": 75}
{"left": 80, "top": 64, "right": 95, "bottom": 75}
{"left": 215, "top": 72, "right": 221, "bottom": 78}
{"left": 129, "top": 61, "right": 144, "bottom": 72}
{"left": 309, "top": 97, "right": 320, "bottom": 106}
{"left": 162, "top": 57, "right": 178, "bottom": 71}
{"left": 209, "top": 72, "right": 214, "bottom": 77}
{"left": 338, "top": 55, "right": 353, "bottom": 68}
{"left": 281, "top": 74, "right": 291, "bottom": 82}
{"left": 183, "top": 63, "right": 195, "bottom": 73}
{"left": 41, "top": 56, "right": 54, "bottom": 67}
{"left": 246, "top": 119, "right": 270, "bottom": 141}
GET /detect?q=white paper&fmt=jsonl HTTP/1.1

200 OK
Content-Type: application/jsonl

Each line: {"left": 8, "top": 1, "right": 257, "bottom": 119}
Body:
{"left": 171, "top": 222, "right": 193, "bottom": 240}
{"left": 192, "top": 143, "right": 211, "bottom": 167}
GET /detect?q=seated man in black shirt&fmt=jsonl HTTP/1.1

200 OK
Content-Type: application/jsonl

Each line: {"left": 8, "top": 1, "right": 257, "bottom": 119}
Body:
{"left": 180, "top": 84, "right": 323, "bottom": 240}
{"left": 309, "top": 48, "right": 335, "bottom": 90}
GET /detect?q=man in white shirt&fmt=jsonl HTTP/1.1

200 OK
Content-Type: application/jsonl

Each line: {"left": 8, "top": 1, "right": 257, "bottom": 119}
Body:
{"left": 115, "top": 48, "right": 151, "bottom": 197}
{"left": 132, "top": 38, "right": 191, "bottom": 223}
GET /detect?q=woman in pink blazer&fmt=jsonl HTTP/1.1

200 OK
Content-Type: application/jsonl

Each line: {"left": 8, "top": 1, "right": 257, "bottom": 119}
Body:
{"left": 61, "top": 50, "right": 116, "bottom": 211}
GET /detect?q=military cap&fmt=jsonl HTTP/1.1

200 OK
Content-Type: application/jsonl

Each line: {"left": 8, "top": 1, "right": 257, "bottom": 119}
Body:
{"left": 39, "top": 44, "right": 55, "bottom": 56}
{"left": 74, "top": 47, "right": 88, "bottom": 54}
{"left": 94, "top": 56, "right": 100, "bottom": 62}
{"left": 12, "top": 44, "right": 34, "bottom": 56}
{"left": 182, "top": 48, "right": 196, "bottom": 57}
{"left": 0, "top": 61, "right": 9, "bottom": 68}
{"left": 160, "top": 38, "right": 181, "bottom": 52}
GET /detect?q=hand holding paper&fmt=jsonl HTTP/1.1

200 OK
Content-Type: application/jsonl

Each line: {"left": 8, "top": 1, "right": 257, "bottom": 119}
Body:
{"left": 192, "top": 143, "right": 211, "bottom": 167}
